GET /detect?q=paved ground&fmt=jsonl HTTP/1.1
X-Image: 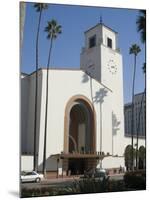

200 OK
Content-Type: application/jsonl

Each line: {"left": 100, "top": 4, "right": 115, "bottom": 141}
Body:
{"left": 21, "top": 174, "right": 124, "bottom": 189}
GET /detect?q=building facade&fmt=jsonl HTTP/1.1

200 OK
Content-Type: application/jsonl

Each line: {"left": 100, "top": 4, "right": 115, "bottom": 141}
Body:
{"left": 21, "top": 23, "right": 145, "bottom": 175}
{"left": 124, "top": 92, "right": 146, "bottom": 138}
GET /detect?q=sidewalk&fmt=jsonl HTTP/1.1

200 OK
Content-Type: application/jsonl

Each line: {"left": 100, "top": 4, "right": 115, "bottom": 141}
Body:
{"left": 43, "top": 176, "right": 79, "bottom": 182}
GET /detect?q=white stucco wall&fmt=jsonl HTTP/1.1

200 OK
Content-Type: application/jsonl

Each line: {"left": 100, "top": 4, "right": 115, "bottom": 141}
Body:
{"left": 33, "top": 68, "right": 125, "bottom": 170}
{"left": 21, "top": 156, "right": 33, "bottom": 171}
{"left": 124, "top": 136, "right": 145, "bottom": 149}
{"left": 102, "top": 25, "right": 117, "bottom": 50}
{"left": 21, "top": 69, "right": 145, "bottom": 171}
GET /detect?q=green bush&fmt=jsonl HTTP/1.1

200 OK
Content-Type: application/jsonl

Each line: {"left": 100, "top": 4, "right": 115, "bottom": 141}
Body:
{"left": 124, "top": 170, "right": 146, "bottom": 190}
{"left": 68, "top": 178, "right": 128, "bottom": 194}
{"left": 21, "top": 187, "right": 58, "bottom": 197}
{"left": 22, "top": 174, "right": 144, "bottom": 197}
{"left": 108, "top": 180, "right": 126, "bottom": 192}
{"left": 67, "top": 177, "right": 110, "bottom": 194}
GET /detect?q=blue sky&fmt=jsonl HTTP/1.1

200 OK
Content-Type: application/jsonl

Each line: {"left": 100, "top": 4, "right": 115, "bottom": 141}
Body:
{"left": 21, "top": 3, "right": 145, "bottom": 103}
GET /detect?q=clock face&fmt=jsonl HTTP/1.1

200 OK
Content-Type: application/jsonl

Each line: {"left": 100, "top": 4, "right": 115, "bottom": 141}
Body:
{"left": 107, "top": 59, "right": 117, "bottom": 75}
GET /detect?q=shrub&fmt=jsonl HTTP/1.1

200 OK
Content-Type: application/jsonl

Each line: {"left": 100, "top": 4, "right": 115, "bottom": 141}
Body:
{"left": 124, "top": 170, "right": 146, "bottom": 190}
{"left": 67, "top": 177, "right": 109, "bottom": 194}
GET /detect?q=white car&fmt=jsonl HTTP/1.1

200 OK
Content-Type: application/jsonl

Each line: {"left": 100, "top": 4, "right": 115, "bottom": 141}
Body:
{"left": 21, "top": 171, "right": 43, "bottom": 183}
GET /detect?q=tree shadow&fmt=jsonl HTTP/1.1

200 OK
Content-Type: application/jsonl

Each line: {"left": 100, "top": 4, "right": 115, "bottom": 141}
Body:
{"left": 112, "top": 112, "right": 120, "bottom": 135}
{"left": 82, "top": 73, "right": 90, "bottom": 83}
{"left": 93, "top": 88, "right": 108, "bottom": 168}
{"left": 81, "top": 72, "right": 94, "bottom": 104}
{"left": 38, "top": 154, "right": 61, "bottom": 172}
{"left": 93, "top": 88, "right": 108, "bottom": 104}
{"left": 112, "top": 112, "right": 121, "bottom": 155}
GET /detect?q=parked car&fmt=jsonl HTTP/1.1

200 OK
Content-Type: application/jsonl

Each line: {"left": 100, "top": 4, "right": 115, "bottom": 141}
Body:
{"left": 21, "top": 171, "right": 43, "bottom": 183}
{"left": 83, "top": 168, "right": 109, "bottom": 180}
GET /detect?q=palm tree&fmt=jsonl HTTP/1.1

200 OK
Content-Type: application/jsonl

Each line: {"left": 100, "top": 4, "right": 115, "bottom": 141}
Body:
{"left": 136, "top": 10, "right": 146, "bottom": 43}
{"left": 136, "top": 10, "right": 146, "bottom": 75}
{"left": 129, "top": 44, "right": 141, "bottom": 170}
{"left": 43, "top": 19, "right": 62, "bottom": 177}
{"left": 136, "top": 10, "right": 146, "bottom": 170}
{"left": 33, "top": 3, "right": 48, "bottom": 171}
{"left": 136, "top": 9, "right": 146, "bottom": 86}
{"left": 20, "top": 2, "right": 26, "bottom": 49}
{"left": 135, "top": 63, "right": 146, "bottom": 169}
{"left": 125, "top": 145, "right": 134, "bottom": 171}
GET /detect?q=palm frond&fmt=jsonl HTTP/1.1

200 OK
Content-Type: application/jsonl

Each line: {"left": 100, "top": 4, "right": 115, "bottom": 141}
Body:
{"left": 129, "top": 44, "right": 141, "bottom": 56}
{"left": 142, "top": 62, "right": 146, "bottom": 74}
{"left": 136, "top": 10, "right": 146, "bottom": 43}
{"left": 45, "top": 19, "right": 62, "bottom": 40}
{"left": 34, "top": 3, "right": 48, "bottom": 12}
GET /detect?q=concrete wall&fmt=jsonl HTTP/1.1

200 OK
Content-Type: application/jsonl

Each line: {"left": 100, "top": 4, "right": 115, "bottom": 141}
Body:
{"left": 21, "top": 155, "right": 33, "bottom": 171}
{"left": 21, "top": 71, "right": 43, "bottom": 155}
{"left": 21, "top": 68, "right": 146, "bottom": 172}
{"left": 124, "top": 92, "right": 146, "bottom": 137}
{"left": 80, "top": 45, "right": 101, "bottom": 82}
{"left": 84, "top": 24, "right": 102, "bottom": 48}
{"left": 34, "top": 69, "right": 124, "bottom": 170}
{"left": 21, "top": 75, "right": 29, "bottom": 153}
{"left": 124, "top": 136, "right": 145, "bottom": 149}
{"left": 102, "top": 25, "right": 117, "bottom": 50}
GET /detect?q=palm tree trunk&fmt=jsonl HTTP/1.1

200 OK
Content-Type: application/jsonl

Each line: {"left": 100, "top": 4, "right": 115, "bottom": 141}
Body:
{"left": 131, "top": 55, "right": 137, "bottom": 171}
{"left": 43, "top": 38, "right": 53, "bottom": 177}
{"left": 33, "top": 9, "right": 42, "bottom": 171}
{"left": 99, "top": 102, "right": 102, "bottom": 168}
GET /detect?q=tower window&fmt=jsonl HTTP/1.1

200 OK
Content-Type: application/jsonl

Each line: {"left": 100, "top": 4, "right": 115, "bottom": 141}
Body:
{"left": 107, "top": 37, "right": 112, "bottom": 48}
{"left": 89, "top": 35, "right": 96, "bottom": 48}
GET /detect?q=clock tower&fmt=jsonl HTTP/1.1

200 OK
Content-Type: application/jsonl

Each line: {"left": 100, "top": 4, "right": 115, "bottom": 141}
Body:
{"left": 80, "top": 23, "right": 125, "bottom": 157}
{"left": 80, "top": 22, "right": 123, "bottom": 91}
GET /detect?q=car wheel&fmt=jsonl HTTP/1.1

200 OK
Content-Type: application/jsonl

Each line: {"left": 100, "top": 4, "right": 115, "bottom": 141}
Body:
{"left": 35, "top": 178, "right": 41, "bottom": 183}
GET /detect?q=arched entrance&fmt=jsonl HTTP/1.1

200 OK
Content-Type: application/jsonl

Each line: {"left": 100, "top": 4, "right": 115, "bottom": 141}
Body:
{"left": 63, "top": 95, "right": 96, "bottom": 175}
{"left": 69, "top": 102, "right": 92, "bottom": 153}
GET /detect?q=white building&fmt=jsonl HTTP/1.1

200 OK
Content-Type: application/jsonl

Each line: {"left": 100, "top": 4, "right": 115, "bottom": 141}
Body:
{"left": 21, "top": 22, "right": 145, "bottom": 175}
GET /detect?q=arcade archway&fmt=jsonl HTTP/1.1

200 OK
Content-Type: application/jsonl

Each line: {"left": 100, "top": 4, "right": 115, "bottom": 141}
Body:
{"left": 63, "top": 95, "right": 96, "bottom": 175}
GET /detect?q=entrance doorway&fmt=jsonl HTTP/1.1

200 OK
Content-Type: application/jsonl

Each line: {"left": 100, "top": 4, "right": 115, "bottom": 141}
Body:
{"left": 68, "top": 159, "right": 86, "bottom": 175}
{"left": 68, "top": 99, "right": 94, "bottom": 153}
{"left": 64, "top": 96, "right": 96, "bottom": 175}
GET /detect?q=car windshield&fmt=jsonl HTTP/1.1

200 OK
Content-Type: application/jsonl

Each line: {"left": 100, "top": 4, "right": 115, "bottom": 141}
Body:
{"left": 25, "top": 172, "right": 33, "bottom": 175}
{"left": 32, "top": 171, "right": 37, "bottom": 175}
{"left": 21, "top": 171, "right": 26, "bottom": 175}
